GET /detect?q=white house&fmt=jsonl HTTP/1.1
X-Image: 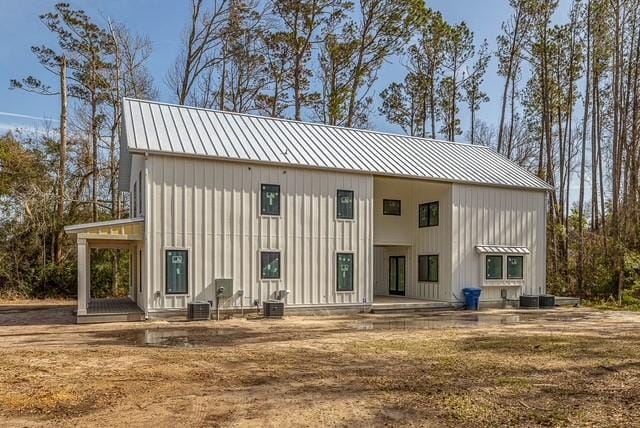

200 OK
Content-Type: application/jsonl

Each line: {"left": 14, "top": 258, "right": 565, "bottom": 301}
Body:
{"left": 65, "top": 98, "right": 550, "bottom": 322}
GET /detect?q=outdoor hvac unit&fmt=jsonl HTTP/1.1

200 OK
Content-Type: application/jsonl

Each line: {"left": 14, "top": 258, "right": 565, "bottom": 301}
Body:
{"left": 263, "top": 300, "right": 284, "bottom": 318}
{"left": 538, "top": 294, "right": 556, "bottom": 309}
{"left": 187, "top": 301, "right": 211, "bottom": 321}
{"left": 519, "top": 295, "right": 539, "bottom": 309}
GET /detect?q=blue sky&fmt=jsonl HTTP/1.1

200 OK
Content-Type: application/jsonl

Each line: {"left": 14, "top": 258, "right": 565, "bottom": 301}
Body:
{"left": 0, "top": 0, "right": 572, "bottom": 137}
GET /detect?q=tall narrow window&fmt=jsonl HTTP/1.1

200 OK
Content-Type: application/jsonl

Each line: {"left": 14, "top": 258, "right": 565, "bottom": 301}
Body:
{"left": 486, "top": 255, "right": 503, "bottom": 280}
{"left": 419, "top": 201, "right": 439, "bottom": 227}
{"left": 261, "top": 251, "right": 281, "bottom": 279}
{"left": 337, "top": 190, "right": 354, "bottom": 219}
{"left": 132, "top": 182, "right": 137, "bottom": 218}
{"left": 383, "top": 199, "right": 401, "bottom": 215}
{"left": 418, "top": 255, "right": 439, "bottom": 282}
{"left": 261, "top": 184, "right": 280, "bottom": 216}
{"left": 507, "top": 256, "right": 524, "bottom": 279}
{"left": 138, "top": 171, "right": 143, "bottom": 216}
{"left": 166, "top": 249, "right": 188, "bottom": 294}
{"left": 336, "top": 253, "right": 354, "bottom": 291}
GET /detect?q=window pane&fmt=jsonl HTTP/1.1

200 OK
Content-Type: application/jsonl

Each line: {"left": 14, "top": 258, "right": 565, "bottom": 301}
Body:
{"left": 428, "top": 202, "right": 439, "bottom": 226}
{"left": 418, "top": 255, "right": 428, "bottom": 281}
{"left": 486, "top": 255, "right": 503, "bottom": 279}
{"left": 389, "top": 257, "right": 397, "bottom": 289}
{"left": 261, "top": 251, "right": 281, "bottom": 279}
{"left": 166, "top": 250, "right": 188, "bottom": 294}
{"left": 419, "top": 204, "right": 428, "bottom": 227}
{"left": 427, "top": 255, "right": 438, "bottom": 282}
{"left": 261, "top": 184, "right": 280, "bottom": 216}
{"left": 337, "top": 190, "right": 354, "bottom": 219}
{"left": 383, "top": 199, "right": 401, "bottom": 215}
{"left": 397, "top": 257, "right": 405, "bottom": 291}
{"left": 507, "top": 256, "right": 524, "bottom": 279}
{"left": 133, "top": 182, "right": 137, "bottom": 218}
{"left": 337, "top": 253, "right": 353, "bottom": 291}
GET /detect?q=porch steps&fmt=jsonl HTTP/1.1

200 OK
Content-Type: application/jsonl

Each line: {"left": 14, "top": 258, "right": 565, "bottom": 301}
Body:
{"left": 370, "top": 300, "right": 453, "bottom": 314}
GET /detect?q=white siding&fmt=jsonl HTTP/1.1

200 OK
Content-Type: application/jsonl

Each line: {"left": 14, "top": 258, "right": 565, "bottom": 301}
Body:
{"left": 373, "top": 177, "right": 452, "bottom": 301}
{"left": 451, "top": 184, "right": 547, "bottom": 302}
{"left": 145, "top": 155, "right": 373, "bottom": 311}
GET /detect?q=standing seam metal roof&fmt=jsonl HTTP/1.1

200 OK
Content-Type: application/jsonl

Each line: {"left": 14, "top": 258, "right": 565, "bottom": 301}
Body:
{"left": 122, "top": 98, "right": 552, "bottom": 191}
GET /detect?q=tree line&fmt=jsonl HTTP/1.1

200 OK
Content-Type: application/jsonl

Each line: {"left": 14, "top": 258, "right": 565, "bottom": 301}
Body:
{"left": 2, "top": 0, "right": 640, "bottom": 306}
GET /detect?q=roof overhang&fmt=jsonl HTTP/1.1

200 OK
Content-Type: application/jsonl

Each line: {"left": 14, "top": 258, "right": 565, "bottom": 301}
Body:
{"left": 475, "top": 245, "right": 530, "bottom": 255}
{"left": 64, "top": 218, "right": 144, "bottom": 241}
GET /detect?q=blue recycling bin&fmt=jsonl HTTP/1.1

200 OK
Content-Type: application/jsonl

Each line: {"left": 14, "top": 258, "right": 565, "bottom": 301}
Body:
{"left": 462, "top": 287, "right": 482, "bottom": 310}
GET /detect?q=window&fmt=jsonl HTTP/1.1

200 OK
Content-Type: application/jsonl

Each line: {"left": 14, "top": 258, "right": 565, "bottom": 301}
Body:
{"left": 261, "top": 251, "right": 281, "bottom": 279}
{"left": 419, "top": 201, "right": 439, "bottom": 227}
{"left": 507, "top": 256, "right": 524, "bottom": 279}
{"left": 486, "top": 255, "right": 503, "bottom": 280}
{"left": 383, "top": 199, "right": 401, "bottom": 216}
{"left": 418, "top": 255, "right": 439, "bottom": 282}
{"left": 336, "top": 253, "right": 354, "bottom": 291}
{"left": 138, "top": 171, "right": 143, "bottom": 216}
{"left": 132, "top": 182, "right": 137, "bottom": 218}
{"left": 261, "top": 184, "right": 280, "bottom": 216}
{"left": 166, "top": 249, "right": 188, "bottom": 294}
{"left": 337, "top": 189, "right": 354, "bottom": 219}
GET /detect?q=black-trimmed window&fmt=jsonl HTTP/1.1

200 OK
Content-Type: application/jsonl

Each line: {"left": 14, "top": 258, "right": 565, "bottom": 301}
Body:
{"left": 261, "top": 251, "right": 281, "bottom": 279}
{"left": 419, "top": 201, "right": 439, "bottom": 227}
{"left": 418, "top": 255, "right": 439, "bottom": 282}
{"left": 383, "top": 199, "right": 401, "bottom": 216}
{"left": 261, "top": 184, "right": 280, "bottom": 216}
{"left": 132, "top": 182, "right": 137, "bottom": 218}
{"left": 507, "top": 256, "right": 524, "bottom": 279}
{"left": 336, "top": 253, "right": 354, "bottom": 291}
{"left": 337, "top": 189, "right": 354, "bottom": 219}
{"left": 166, "top": 249, "right": 188, "bottom": 294}
{"left": 486, "top": 255, "right": 503, "bottom": 280}
{"left": 138, "top": 170, "right": 143, "bottom": 216}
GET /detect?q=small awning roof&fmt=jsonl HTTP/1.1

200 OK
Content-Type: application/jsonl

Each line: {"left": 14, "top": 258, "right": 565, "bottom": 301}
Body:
{"left": 475, "top": 245, "right": 530, "bottom": 255}
{"left": 64, "top": 218, "right": 144, "bottom": 241}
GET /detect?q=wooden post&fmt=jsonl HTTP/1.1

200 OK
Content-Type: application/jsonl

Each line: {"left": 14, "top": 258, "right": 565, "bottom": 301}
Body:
{"left": 77, "top": 238, "right": 88, "bottom": 316}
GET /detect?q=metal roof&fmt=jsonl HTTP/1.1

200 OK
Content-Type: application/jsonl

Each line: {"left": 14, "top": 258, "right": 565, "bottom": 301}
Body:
{"left": 121, "top": 98, "right": 551, "bottom": 191}
{"left": 64, "top": 217, "right": 144, "bottom": 234}
{"left": 475, "top": 245, "right": 530, "bottom": 255}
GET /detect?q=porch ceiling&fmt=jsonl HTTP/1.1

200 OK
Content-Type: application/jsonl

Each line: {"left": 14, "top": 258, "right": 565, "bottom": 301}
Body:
{"left": 64, "top": 218, "right": 144, "bottom": 241}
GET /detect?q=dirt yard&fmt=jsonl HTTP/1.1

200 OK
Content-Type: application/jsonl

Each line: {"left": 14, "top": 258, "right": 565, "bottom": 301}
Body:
{"left": 0, "top": 303, "right": 638, "bottom": 427}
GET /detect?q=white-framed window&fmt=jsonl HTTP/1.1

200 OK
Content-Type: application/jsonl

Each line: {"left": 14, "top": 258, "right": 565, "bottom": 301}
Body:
{"left": 481, "top": 254, "right": 525, "bottom": 286}
{"left": 260, "top": 251, "right": 281, "bottom": 279}
{"left": 336, "top": 252, "right": 354, "bottom": 291}
{"left": 165, "top": 248, "right": 189, "bottom": 295}
{"left": 261, "top": 184, "right": 280, "bottom": 216}
{"left": 336, "top": 189, "right": 354, "bottom": 220}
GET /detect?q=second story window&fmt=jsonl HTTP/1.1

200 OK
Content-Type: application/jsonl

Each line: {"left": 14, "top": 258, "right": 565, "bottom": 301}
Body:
{"left": 383, "top": 199, "right": 401, "bottom": 216}
{"left": 337, "top": 190, "right": 354, "bottom": 219}
{"left": 261, "top": 184, "right": 280, "bottom": 216}
{"left": 419, "top": 201, "right": 439, "bottom": 227}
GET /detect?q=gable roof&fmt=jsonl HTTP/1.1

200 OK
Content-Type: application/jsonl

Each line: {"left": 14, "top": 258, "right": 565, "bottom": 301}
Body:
{"left": 121, "top": 98, "right": 551, "bottom": 191}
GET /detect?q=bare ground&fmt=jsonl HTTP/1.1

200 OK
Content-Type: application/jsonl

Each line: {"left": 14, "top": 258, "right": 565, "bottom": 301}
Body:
{"left": 0, "top": 303, "right": 639, "bottom": 427}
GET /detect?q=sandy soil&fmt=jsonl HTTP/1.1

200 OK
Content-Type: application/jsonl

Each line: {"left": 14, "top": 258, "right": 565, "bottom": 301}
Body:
{"left": 0, "top": 303, "right": 639, "bottom": 427}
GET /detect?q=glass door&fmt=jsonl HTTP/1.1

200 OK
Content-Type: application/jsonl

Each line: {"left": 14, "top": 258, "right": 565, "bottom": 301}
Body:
{"left": 389, "top": 256, "right": 406, "bottom": 295}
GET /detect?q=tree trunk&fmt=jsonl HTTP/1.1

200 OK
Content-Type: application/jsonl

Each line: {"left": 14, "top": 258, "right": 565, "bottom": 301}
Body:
{"left": 54, "top": 56, "right": 67, "bottom": 264}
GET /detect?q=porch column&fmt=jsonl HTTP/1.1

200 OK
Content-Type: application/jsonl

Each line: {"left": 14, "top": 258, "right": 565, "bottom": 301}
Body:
{"left": 77, "top": 238, "right": 88, "bottom": 315}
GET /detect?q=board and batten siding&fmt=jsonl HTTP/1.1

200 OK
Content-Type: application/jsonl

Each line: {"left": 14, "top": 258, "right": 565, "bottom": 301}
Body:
{"left": 451, "top": 184, "right": 547, "bottom": 302}
{"left": 373, "top": 177, "right": 452, "bottom": 301}
{"left": 144, "top": 154, "right": 373, "bottom": 311}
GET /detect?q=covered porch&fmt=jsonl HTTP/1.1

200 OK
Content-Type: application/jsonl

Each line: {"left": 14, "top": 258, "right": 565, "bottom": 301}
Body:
{"left": 64, "top": 218, "right": 145, "bottom": 324}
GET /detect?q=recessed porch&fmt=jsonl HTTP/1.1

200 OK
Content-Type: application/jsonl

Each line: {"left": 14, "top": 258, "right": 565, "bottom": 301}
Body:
{"left": 64, "top": 218, "right": 145, "bottom": 324}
